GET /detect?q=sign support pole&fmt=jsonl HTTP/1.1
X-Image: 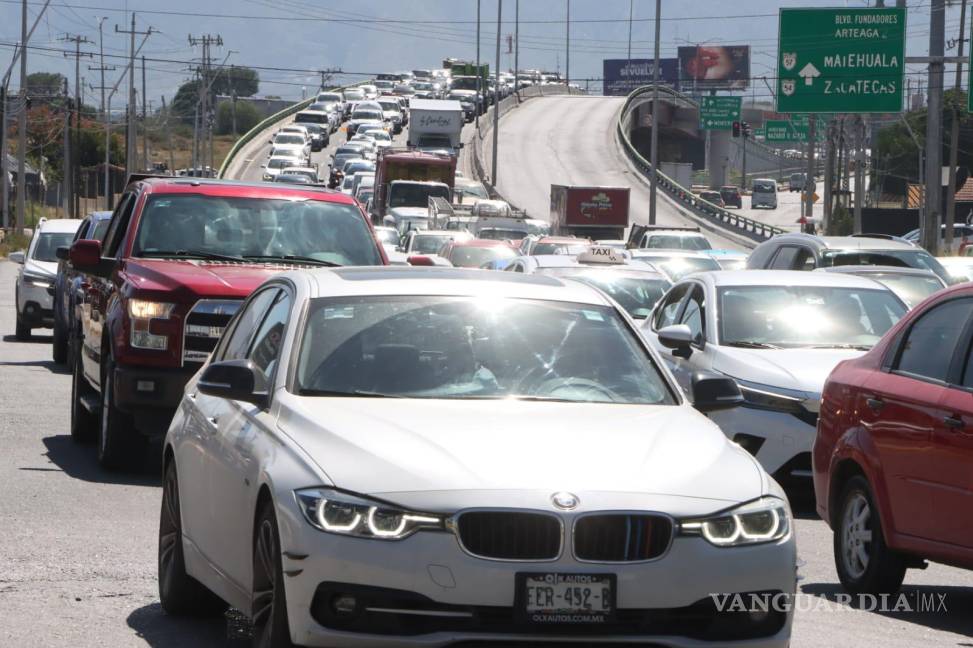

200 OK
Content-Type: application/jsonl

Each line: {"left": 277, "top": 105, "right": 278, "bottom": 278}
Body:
{"left": 923, "top": 0, "right": 946, "bottom": 255}
{"left": 854, "top": 116, "right": 864, "bottom": 234}
{"left": 648, "top": 0, "right": 661, "bottom": 225}
{"left": 945, "top": 0, "right": 968, "bottom": 251}
{"left": 804, "top": 115, "right": 816, "bottom": 228}
{"left": 823, "top": 119, "right": 835, "bottom": 233}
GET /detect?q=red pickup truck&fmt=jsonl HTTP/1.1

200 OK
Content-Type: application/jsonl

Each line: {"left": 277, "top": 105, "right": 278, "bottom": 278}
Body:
{"left": 68, "top": 176, "right": 386, "bottom": 469}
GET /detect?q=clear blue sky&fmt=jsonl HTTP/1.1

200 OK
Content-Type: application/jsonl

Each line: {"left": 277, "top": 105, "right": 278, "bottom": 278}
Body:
{"left": 0, "top": 0, "right": 967, "bottom": 109}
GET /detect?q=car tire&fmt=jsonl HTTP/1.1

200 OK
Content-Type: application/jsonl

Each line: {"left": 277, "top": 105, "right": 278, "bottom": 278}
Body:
{"left": 70, "top": 339, "right": 97, "bottom": 443}
{"left": 15, "top": 312, "right": 30, "bottom": 341}
{"left": 52, "top": 313, "right": 68, "bottom": 364}
{"left": 252, "top": 501, "right": 295, "bottom": 648}
{"left": 98, "top": 355, "right": 135, "bottom": 470}
{"left": 834, "top": 475, "right": 907, "bottom": 595}
{"left": 158, "top": 460, "right": 228, "bottom": 616}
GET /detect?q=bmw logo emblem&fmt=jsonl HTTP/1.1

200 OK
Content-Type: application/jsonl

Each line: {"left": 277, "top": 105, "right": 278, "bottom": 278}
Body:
{"left": 551, "top": 492, "right": 579, "bottom": 510}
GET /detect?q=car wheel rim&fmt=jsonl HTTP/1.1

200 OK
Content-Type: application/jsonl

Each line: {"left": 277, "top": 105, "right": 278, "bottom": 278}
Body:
{"left": 841, "top": 492, "right": 873, "bottom": 580}
{"left": 252, "top": 518, "right": 278, "bottom": 647}
{"left": 159, "top": 469, "right": 180, "bottom": 593}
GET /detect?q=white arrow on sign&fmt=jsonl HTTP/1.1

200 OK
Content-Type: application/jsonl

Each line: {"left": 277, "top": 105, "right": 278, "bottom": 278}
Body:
{"left": 799, "top": 63, "right": 821, "bottom": 86}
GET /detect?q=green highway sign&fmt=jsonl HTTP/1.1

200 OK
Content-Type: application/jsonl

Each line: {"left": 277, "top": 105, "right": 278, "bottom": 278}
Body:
{"left": 699, "top": 96, "right": 742, "bottom": 130}
{"left": 765, "top": 120, "right": 797, "bottom": 143}
{"left": 777, "top": 7, "right": 906, "bottom": 113}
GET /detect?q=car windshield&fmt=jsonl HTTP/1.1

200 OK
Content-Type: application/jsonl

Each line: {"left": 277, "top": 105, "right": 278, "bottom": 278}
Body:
{"left": 412, "top": 234, "right": 452, "bottom": 254}
{"left": 365, "top": 130, "right": 391, "bottom": 141}
{"left": 753, "top": 182, "right": 776, "bottom": 194}
{"left": 344, "top": 90, "right": 365, "bottom": 100}
{"left": 32, "top": 231, "right": 76, "bottom": 262}
{"left": 275, "top": 135, "right": 304, "bottom": 145}
{"left": 634, "top": 255, "right": 720, "bottom": 280}
{"left": 558, "top": 271, "right": 670, "bottom": 319}
{"left": 389, "top": 184, "right": 450, "bottom": 208}
{"left": 862, "top": 273, "right": 944, "bottom": 308}
{"left": 449, "top": 245, "right": 517, "bottom": 268}
{"left": 296, "top": 296, "right": 675, "bottom": 404}
{"left": 267, "top": 158, "right": 291, "bottom": 170}
{"left": 353, "top": 111, "right": 383, "bottom": 121}
{"left": 645, "top": 235, "right": 711, "bottom": 251}
{"left": 715, "top": 258, "right": 747, "bottom": 270}
{"left": 479, "top": 228, "right": 527, "bottom": 241}
{"left": 276, "top": 175, "right": 312, "bottom": 184}
{"left": 456, "top": 183, "right": 489, "bottom": 200}
{"left": 718, "top": 285, "right": 906, "bottom": 349}
{"left": 822, "top": 249, "right": 951, "bottom": 284}
{"left": 132, "top": 194, "right": 382, "bottom": 266}
{"left": 91, "top": 219, "right": 111, "bottom": 241}
{"left": 531, "top": 242, "right": 590, "bottom": 256}
{"left": 318, "top": 94, "right": 342, "bottom": 102}
{"left": 344, "top": 161, "right": 375, "bottom": 174}
{"left": 374, "top": 229, "right": 399, "bottom": 246}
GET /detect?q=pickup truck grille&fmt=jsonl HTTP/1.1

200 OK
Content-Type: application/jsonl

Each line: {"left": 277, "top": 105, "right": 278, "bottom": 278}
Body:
{"left": 182, "top": 300, "right": 242, "bottom": 365}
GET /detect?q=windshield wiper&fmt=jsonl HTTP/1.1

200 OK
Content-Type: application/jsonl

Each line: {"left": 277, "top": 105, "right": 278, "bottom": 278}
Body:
{"left": 140, "top": 249, "right": 247, "bottom": 263}
{"left": 243, "top": 254, "right": 341, "bottom": 267}
{"left": 809, "top": 344, "right": 872, "bottom": 351}
{"left": 723, "top": 341, "right": 782, "bottom": 349}
{"left": 298, "top": 389, "right": 402, "bottom": 398}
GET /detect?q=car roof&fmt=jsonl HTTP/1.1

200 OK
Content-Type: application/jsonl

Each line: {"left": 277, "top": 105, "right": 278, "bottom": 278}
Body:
{"left": 816, "top": 265, "right": 939, "bottom": 277}
{"left": 88, "top": 211, "right": 113, "bottom": 220}
{"left": 299, "top": 267, "right": 613, "bottom": 305}
{"left": 449, "top": 239, "right": 515, "bottom": 248}
{"left": 769, "top": 234, "right": 917, "bottom": 251}
{"left": 133, "top": 177, "right": 358, "bottom": 205}
{"left": 536, "top": 236, "right": 586, "bottom": 244}
{"left": 643, "top": 229, "right": 706, "bottom": 237}
{"left": 629, "top": 249, "right": 713, "bottom": 259}
{"left": 38, "top": 218, "right": 83, "bottom": 232}
{"left": 695, "top": 269, "right": 891, "bottom": 289}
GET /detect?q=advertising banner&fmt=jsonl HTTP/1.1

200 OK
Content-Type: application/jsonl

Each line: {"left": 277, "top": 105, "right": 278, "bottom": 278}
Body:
{"left": 602, "top": 58, "right": 679, "bottom": 96}
{"left": 678, "top": 45, "right": 750, "bottom": 91}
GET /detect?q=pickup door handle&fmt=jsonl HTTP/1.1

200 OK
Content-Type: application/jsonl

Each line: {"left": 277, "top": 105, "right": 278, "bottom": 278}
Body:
{"left": 943, "top": 415, "right": 965, "bottom": 430}
{"left": 865, "top": 397, "right": 885, "bottom": 411}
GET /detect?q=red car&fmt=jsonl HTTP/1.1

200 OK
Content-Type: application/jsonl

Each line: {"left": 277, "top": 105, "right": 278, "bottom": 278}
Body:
{"left": 439, "top": 238, "right": 518, "bottom": 268}
{"left": 814, "top": 283, "right": 973, "bottom": 594}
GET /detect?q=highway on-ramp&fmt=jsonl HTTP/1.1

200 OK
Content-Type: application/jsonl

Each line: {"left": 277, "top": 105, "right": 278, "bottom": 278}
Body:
{"left": 483, "top": 95, "right": 749, "bottom": 251}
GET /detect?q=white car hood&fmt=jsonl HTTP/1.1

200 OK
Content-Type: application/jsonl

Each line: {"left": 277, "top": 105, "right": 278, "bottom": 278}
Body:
{"left": 23, "top": 259, "right": 58, "bottom": 278}
{"left": 712, "top": 346, "right": 863, "bottom": 394}
{"left": 277, "top": 399, "right": 763, "bottom": 504}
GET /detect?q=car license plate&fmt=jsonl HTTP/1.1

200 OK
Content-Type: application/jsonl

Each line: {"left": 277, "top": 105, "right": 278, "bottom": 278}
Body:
{"left": 517, "top": 573, "right": 615, "bottom": 624}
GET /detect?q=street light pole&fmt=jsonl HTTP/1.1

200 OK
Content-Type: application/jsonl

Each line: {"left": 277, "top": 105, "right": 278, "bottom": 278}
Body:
{"left": 922, "top": 0, "right": 946, "bottom": 255}
{"left": 492, "top": 0, "right": 502, "bottom": 185}
{"left": 945, "top": 0, "right": 968, "bottom": 252}
{"left": 648, "top": 0, "right": 661, "bottom": 225}
{"left": 475, "top": 0, "right": 481, "bottom": 130}
{"left": 565, "top": 0, "right": 570, "bottom": 87}
{"left": 16, "top": 0, "right": 29, "bottom": 233}
{"left": 627, "top": 0, "right": 634, "bottom": 62}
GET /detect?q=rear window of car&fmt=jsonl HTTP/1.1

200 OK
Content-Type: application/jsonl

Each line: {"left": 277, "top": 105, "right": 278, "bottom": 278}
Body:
{"left": 753, "top": 181, "right": 777, "bottom": 193}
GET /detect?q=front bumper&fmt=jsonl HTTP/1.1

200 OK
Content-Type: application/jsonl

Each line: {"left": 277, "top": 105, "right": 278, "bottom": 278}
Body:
{"left": 17, "top": 280, "right": 55, "bottom": 327}
{"left": 114, "top": 363, "right": 196, "bottom": 434}
{"left": 709, "top": 405, "right": 815, "bottom": 481}
{"left": 278, "top": 506, "right": 796, "bottom": 647}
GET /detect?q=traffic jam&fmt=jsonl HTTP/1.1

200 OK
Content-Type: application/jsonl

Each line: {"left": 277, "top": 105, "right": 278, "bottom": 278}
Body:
{"left": 5, "top": 64, "right": 973, "bottom": 647}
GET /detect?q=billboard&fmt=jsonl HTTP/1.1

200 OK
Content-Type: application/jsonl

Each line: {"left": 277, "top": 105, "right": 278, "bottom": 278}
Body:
{"left": 602, "top": 58, "right": 679, "bottom": 96}
{"left": 677, "top": 45, "right": 750, "bottom": 91}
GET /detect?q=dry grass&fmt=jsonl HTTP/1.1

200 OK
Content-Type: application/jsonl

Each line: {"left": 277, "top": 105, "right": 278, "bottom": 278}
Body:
{"left": 151, "top": 134, "right": 237, "bottom": 171}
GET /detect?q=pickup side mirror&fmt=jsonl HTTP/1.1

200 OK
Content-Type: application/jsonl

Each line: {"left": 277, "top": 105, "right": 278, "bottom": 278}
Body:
{"left": 407, "top": 255, "right": 436, "bottom": 266}
{"left": 691, "top": 371, "right": 744, "bottom": 413}
{"left": 55, "top": 246, "right": 69, "bottom": 261}
{"left": 658, "top": 324, "right": 695, "bottom": 359}
{"left": 8, "top": 250, "right": 25, "bottom": 264}
{"left": 69, "top": 239, "right": 114, "bottom": 278}
{"left": 197, "top": 359, "right": 270, "bottom": 409}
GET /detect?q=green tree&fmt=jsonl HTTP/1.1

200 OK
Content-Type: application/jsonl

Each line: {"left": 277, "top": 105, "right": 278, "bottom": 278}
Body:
{"left": 171, "top": 79, "right": 201, "bottom": 121}
{"left": 212, "top": 66, "right": 259, "bottom": 97}
{"left": 215, "top": 100, "right": 260, "bottom": 135}
{"left": 26, "top": 72, "right": 66, "bottom": 99}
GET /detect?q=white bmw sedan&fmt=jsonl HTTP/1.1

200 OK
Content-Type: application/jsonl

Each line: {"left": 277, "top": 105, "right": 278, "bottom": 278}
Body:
{"left": 159, "top": 267, "right": 796, "bottom": 647}
{"left": 642, "top": 270, "right": 908, "bottom": 487}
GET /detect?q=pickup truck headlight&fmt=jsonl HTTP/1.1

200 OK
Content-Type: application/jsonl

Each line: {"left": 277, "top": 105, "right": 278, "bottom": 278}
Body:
{"left": 23, "top": 271, "right": 54, "bottom": 288}
{"left": 296, "top": 488, "right": 444, "bottom": 540}
{"left": 680, "top": 497, "right": 790, "bottom": 547}
{"left": 128, "top": 299, "right": 175, "bottom": 350}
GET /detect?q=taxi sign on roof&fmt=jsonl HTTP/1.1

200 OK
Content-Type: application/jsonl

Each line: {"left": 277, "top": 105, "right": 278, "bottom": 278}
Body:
{"left": 578, "top": 246, "right": 626, "bottom": 265}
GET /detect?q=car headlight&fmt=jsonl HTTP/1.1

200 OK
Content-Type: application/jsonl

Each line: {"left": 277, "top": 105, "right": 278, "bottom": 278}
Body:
{"left": 128, "top": 299, "right": 175, "bottom": 350}
{"left": 680, "top": 497, "right": 790, "bottom": 547}
{"left": 24, "top": 272, "right": 54, "bottom": 288}
{"left": 734, "top": 379, "right": 810, "bottom": 415}
{"left": 295, "top": 488, "right": 444, "bottom": 540}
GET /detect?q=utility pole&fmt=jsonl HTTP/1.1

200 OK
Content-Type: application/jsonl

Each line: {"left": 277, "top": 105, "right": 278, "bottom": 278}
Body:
{"left": 854, "top": 116, "right": 864, "bottom": 233}
{"left": 117, "top": 13, "right": 155, "bottom": 178}
{"left": 16, "top": 0, "right": 29, "bottom": 233}
{"left": 514, "top": 0, "right": 519, "bottom": 99}
{"left": 142, "top": 56, "right": 148, "bottom": 170}
{"left": 492, "top": 0, "right": 502, "bottom": 185}
{"left": 161, "top": 95, "right": 174, "bottom": 174}
{"left": 805, "top": 116, "right": 817, "bottom": 224}
{"left": 648, "top": 0, "right": 662, "bottom": 225}
{"left": 922, "top": 0, "right": 946, "bottom": 255}
{"left": 945, "top": 0, "right": 968, "bottom": 252}
{"left": 475, "top": 0, "right": 481, "bottom": 130}
{"left": 61, "top": 34, "right": 92, "bottom": 218}
{"left": 823, "top": 119, "right": 836, "bottom": 233}
{"left": 627, "top": 0, "right": 634, "bottom": 62}
{"left": 741, "top": 130, "right": 748, "bottom": 191}
{"left": 61, "top": 78, "right": 70, "bottom": 217}
{"left": 189, "top": 34, "right": 222, "bottom": 175}
{"left": 565, "top": 0, "right": 570, "bottom": 87}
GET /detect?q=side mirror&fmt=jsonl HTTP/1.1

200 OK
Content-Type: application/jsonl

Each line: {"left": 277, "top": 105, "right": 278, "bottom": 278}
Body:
{"left": 691, "top": 371, "right": 744, "bottom": 413}
{"left": 197, "top": 359, "right": 270, "bottom": 409}
{"left": 55, "top": 246, "right": 69, "bottom": 261}
{"left": 407, "top": 255, "right": 436, "bottom": 266}
{"left": 69, "top": 239, "right": 114, "bottom": 278}
{"left": 658, "top": 324, "right": 695, "bottom": 359}
{"left": 9, "top": 250, "right": 25, "bottom": 264}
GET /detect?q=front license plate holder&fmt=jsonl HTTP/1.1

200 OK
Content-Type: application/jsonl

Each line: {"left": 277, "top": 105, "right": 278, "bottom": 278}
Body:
{"left": 515, "top": 572, "right": 616, "bottom": 625}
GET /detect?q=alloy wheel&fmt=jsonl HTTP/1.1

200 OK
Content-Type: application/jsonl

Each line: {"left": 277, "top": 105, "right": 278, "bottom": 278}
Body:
{"left": 841, "top": 492, "right": 873, "bottom": 580}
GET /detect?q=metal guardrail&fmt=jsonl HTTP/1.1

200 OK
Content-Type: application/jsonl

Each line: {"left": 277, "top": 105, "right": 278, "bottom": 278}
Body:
{"left": 618, "top": 86, "right": 785, "bottom": 242}
{"left": 217, "top": 82, "right": 364, "bottom": 179}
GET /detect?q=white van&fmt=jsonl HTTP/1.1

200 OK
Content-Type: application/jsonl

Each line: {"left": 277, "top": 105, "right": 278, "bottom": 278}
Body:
{"left": 751, "top": 178, "right": 779, "bottom": 209}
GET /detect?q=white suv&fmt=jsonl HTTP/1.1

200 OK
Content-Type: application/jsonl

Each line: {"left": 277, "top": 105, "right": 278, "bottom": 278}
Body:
{"left": 11, "top": 217, "right": 82, "bottom": 340}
